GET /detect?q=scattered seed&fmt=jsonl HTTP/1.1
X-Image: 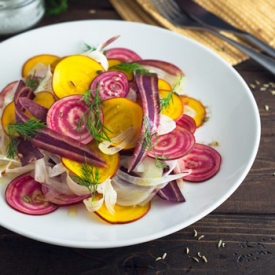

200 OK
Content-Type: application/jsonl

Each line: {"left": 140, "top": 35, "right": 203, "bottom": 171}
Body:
{"left": 162, "top": 253, "right": 167, "bottom": 259}
{"left": 270, "top": 90, "right": 275, "bottom": 95}
{"left": 186, "top": 247, "right": 190, "bottom": 254}
{"left": 260, "top": 87, "right": 266, "bottom": 91}
{"left": 202, "top": 255, "right": 208, "bottom": 263}
{"left": 70, "top": 80, "right": 76, "bottom": 87}
{"left": 222, "top": 242, "right": 226, "bottom": 247}
{"left": 265, "top": 105, "right": 269, "bottom": 111}
{"left": 250, "top": 84, "right": 255, "bottom": 89}
{"left": 255, "top": 80, "right": 260, "bottom": 85}
{"left": 155, "top": 257, "right": 162, "bottom": 261}
{"left": 89, "top": 9, "right": 96, "bottom": 14}
{"left": 197, "top": 252, "right": 202, "bottom": 257}
{"left": 193, "top": 257, "right": 200, "bottom": 262}
{"left": 194, "top": 229, "right": 198, "bottom": 237}
{"left": 218, "top": 239, "right": 223, "bottom": 248}
{"left": 263, "top": 84, "right": 269, "bottom": 87}
{"left": 272, "top": 172, "right": 275, "bottom": 176}
{"left": 198, "top": 235, "right": 205, "bottom": 240}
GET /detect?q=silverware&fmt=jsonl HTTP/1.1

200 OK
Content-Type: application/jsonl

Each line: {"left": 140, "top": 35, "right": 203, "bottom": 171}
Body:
{"left": 151, "top": 0, "right": 275, "bottom": 75}
{"left": 175, "top": 0, "right": 275, "bottom": 59}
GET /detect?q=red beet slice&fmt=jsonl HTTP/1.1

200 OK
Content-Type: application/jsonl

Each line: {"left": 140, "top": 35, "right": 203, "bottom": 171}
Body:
{"left": 176, "top": 114, "right": 196, "bottom": 134}
{"left": 105, "top": 47, "right": 142, "bottom": 62}
{"left": 41, "top": 186, "right": 89, "bottom": 206}
{"left": 148, "top": 125, "right": 195, "bottom": 160}
{"left": 47, "top": 95, "right": 93, "bottom": 144}
{"left": 5, "top": 173, "right": 59, "bottom": 215}
{"left": 181, "top": 143, "right": 222, "bottom": 182}
{"left": 90, "top": 71, "right": 129, "bottom": 100}
{"left": 157, "top": 180, "right": 186, "bottom": 202}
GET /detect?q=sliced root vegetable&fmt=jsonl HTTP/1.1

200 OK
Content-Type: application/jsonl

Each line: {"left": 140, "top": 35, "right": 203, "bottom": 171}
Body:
{"left": 33, "top": 91, "right": 56, "bottom": 108}
{"left": 0, "top": 80, "right": 19, "bottom": 109}
{"left": 105, "top": 47, "right": 142, "bottom": 62}
{"left": 176, "top": 114, "right": 196, "bottom": 134}
{"left": 1, "top": 101, "right": 16, "bottom": 134}
{"left": 41, "top": 185, "right": 89, "bottom": 206}
{"left": 181, "top": 96, "right": 206, "bottom": 127}
{"left": 101, "top": 97, "right": 143, "bottom": 149}
{"left": 159, "top": 90, "right": 184, "bottom": 121}
{"left": 22, "top": 54, "right": 59, "bottom": 78}
{"left": 148, "top": 125, "right": 195, "bottom": 160}
{"left": 135, "top": 59, "right": 185, "bottom": 94}
{"left": 62, "top": 139, "right": 120, "bottom": 184}
{"left": 47, "top": 95, "right": 93, "bottom": 144}
{"left": 157, "top": 180, "right": 186, "bottom": 202}
{"left": 180, "top": 143, "right": 222, "bottom": 182}
{"left": 90, "top": 71, "right": 129, "bottom": 100}
{"left": 5, "top": 173, "right": 59, "bottom": 215}
{"left": 94, "top": 193, "right": 151, "bottom": 224}
{"left": 52, "top": 55, "right": 105, "bottom": 98}
{"left": 128, "top": 72, "right": 160, "bottom": 172}
{"left": 107, "top": 59, "right": 133, "bottom": 81}
{"left": 158, "top": 78, "right": 172, "bottom": 91}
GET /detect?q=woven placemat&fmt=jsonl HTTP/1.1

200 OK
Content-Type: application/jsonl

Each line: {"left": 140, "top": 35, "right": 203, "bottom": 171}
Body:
{"left": 110, "top": 0, "right": 275, "bottom": 66}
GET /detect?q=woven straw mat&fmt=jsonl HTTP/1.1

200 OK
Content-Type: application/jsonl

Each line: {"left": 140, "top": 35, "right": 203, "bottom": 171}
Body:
{"left": 109, "top": 0, "right": 275, "bottom": 66}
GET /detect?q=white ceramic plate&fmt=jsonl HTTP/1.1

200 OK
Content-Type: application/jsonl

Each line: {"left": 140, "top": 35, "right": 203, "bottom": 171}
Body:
{"left": 0, "top": 20, "right": 260, "bottom": 248}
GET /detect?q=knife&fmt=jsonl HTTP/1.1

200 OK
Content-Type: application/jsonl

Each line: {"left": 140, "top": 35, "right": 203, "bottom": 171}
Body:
{"left": 175, "top": 0, "right": 275, "bottom": 59}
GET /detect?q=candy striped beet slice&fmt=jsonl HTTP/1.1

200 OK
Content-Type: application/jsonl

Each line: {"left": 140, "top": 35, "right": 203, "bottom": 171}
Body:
{"left": 47, "top": 95, "right": 93, "bottom": 144}
{"left": 5, "top": 173, "right": 59, "bottom": 215}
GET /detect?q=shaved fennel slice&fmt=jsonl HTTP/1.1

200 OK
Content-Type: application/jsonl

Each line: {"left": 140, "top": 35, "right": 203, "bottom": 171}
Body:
{"left": 157, "top": 114, "right": 176, "bottom": 136}
{"left": 81, "top": 50, "right": 108, "bottom": 70}
{"left": 99, "top": 127, "right": 137, "bottom": 155}
{"left": 83, "top": 178, "right": 117, "bottom": 215}
{"left": 27, "top": 62, "right": 48, "bottom": 78}
{"left": 35, "top": 65, "right": 53, "bottom": 93}
{"left": 66, "top": 172, "right": 90, "bottom": 196}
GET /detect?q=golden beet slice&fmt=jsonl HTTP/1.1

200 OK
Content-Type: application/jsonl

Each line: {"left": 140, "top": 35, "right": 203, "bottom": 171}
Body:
{"left": 1, "top": 102, "right": 16, "bottom": 134}
{"left": 62, "top": 140, "right": 120, "bottom": 184}
{"left": 52, "top": 55, "right": 105, "bottom": 99}
{"left": 101, "top": 97, "right": 143, "bottom": 149}
{"left": 22, "top": 54, "right": 59, "bottom": 78}
{"left": 95, "top": 196, "right": 151, "bottom": 224}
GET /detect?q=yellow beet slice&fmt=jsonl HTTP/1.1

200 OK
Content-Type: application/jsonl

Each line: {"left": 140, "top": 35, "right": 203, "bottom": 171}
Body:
{"left": 94, "top": 194, "right": 151, "bottom": 224}
{"left": 22, "top": 54, "right": 59, "bottom": 78}
{"left": 33, "top": 91, "right": 56, "bottom": 109}
{"left": 52, "top": 55, "right": 105, "bottom": 99}
{"left": 62, "top": 139, "right": 120, "bottom": 184}
{"left": 159, "top": 90, "right": 184, "bottom": 120}
{"left": 101, "top": 97, "right": 143, "bottom": 149}
{"left": 158, "top": 78, "right": 172, "bottom": 91}
{"left": 181, "top": 96, "right": 206, "bottom": 127}
{"left": 1, "top": 102, "right": 16, "bottom": 134}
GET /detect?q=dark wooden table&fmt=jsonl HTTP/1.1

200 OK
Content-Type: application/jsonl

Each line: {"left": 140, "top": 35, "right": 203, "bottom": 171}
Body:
{"left": 1, "top": 1, "right": 275, "bottom": 274}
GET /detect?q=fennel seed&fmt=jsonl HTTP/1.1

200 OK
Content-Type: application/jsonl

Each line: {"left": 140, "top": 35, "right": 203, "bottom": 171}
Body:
{"left": 218, "top": 239, "right": 223, "bottom": 248}
{"left": 222, "top": 242, "right": 226, "bottom": 247}
{"left": 197, "top": 252, "right": 202, "bottom": 257}
{"left": 193, "top": 257, "right": 200, "bottom": 262}
{"left": 265, "top": 105, "right": 270, "bottom": 111}
{"left": 198, "top": 235, "right": 205, "bottom": 240}
{"left": 162, "top": 253, "right": 167, "bottom": 259}
{"left": 260, "top": 87, "right": 266, "bottom": 91}
{"left": 270, "top": 90, "right": 275, "bottom": 95}
{"left": 155, "top": 257, "right": 162, "bottom": 261}
{"left": 249, "top": 84, "right": 255, "bottom": 89}
{"left": 193, "top": 229, "right": 198, "bottom": 237}
{"left": 186, "top": 247, "right": 189, "bottom": 254}
{"left": 202, "top": 256, "right": 208, "bottom": 263}
{"left": 255, "top": 80, "right": 260, "bottom": 85}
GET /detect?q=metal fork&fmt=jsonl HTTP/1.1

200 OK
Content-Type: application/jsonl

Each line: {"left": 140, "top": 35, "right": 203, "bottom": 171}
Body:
{"left": 152, "top": 0, "right": 275, "bottom": 75}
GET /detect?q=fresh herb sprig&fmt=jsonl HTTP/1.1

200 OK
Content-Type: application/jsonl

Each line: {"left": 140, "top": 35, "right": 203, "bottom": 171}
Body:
{"left": 45, "top": 0, "right": 69, "bottom": 15}
{"left": 78, "top": 89, "right": 111, "bottom": 143}
{"left": 160, "top": 75, "right": 183, "bottom": 111}
{"left": 6, "top": 119, "right": 46, "bottom": 159}
{"left": 143, "top": 116, "right": 167, "bottom": 169}
{"left": 72, "top": 163, "right": 100, "bottom": 199}
{"left": 109, "top": 62, "right": 149, "bottom": 74}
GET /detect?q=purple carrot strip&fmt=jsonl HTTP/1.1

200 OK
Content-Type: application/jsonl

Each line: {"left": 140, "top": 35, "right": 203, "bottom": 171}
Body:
{"left": 19, "top": 97, "right": 48, "bottom": 122}
{"left": 157, "top": 180, "right": 186, "bottom": 202}
{"left": 128, "top": 72, "right": 160, "bottom": 172}
{"left": 17, "top": 138, "right": 44, "bottom": 166}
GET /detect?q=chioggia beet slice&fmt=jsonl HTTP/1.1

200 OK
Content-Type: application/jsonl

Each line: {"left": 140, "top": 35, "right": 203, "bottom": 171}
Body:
{"left": 181, "top": 143, "right": 222, "bottom": 182}
{"left": 105, "top": 48, "right": 142, "bottom": 62}
{"left": 176, "top": 114, "right": 197, "bottom": 134}
{"left": 5, "top": 173, "right": 59, "bottom": 215}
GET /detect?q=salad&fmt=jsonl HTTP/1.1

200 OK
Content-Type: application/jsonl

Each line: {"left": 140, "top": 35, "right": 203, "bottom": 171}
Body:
{"left": 0, "top": 36, "right": 221, "bottom": 224}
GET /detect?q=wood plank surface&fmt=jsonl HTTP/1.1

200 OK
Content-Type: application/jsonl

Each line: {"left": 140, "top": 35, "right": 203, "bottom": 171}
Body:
{"left": 1, "top": 1, "right": 275, "bottom": 274}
